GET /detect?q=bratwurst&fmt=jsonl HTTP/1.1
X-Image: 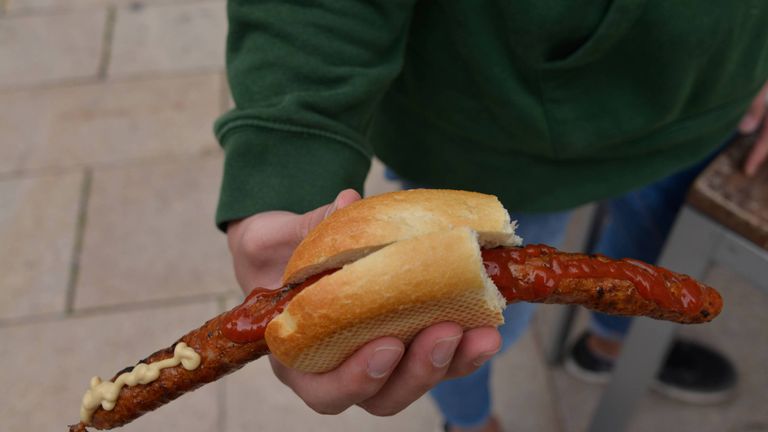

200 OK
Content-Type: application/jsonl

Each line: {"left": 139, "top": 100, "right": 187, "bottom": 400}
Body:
{"left": 69, "top": 190, "right": 722, "bottom": 431}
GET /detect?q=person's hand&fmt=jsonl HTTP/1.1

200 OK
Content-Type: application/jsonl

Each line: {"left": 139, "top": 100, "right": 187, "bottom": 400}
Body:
{"left": 226, "top": 189, "right": 502, "bottom": 416}
{"left": 226, "top": 189, "right": 362, "bottom": 291}
{"left": 739, "top": 81, "right": 768, "bottom": 177}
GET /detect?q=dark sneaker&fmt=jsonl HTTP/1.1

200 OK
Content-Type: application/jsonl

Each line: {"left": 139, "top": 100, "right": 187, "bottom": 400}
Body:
{"left": 565, "top": 333, "right": 737, "bottom": 404}
{"left": 564, "top": 333, "right": 615, "bottom": 384}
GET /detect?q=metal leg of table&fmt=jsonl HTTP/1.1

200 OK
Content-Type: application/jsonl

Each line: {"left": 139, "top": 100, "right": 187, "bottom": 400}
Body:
{"left": 546, "top": 305, "right": 578, "bottom": 366}
{"left": 587, "top": 318, "right": 677, "bottom": 432}
{"left": 586, "top": 207, "right": 722, "bottom": 432}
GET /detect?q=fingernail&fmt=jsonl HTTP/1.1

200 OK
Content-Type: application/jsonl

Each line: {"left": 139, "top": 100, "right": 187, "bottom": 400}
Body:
{"left": 472, "top": 350, "right": 500, "bottom": 367}
{"left": 739, "top": 115, "right": 758, "bottom": 133}
{"left": 324, "top": 201, "right": 338, "bottom": 218}
{"left": 431, "top": 335, "right": 461, "bottom": 368}
{"left": 367, "top": 346, "right": 403, "bottom": 378}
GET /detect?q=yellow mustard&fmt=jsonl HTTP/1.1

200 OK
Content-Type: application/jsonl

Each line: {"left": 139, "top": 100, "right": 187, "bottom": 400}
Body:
{"left": 79, "top": 342, "right": 201, "bottom": 423}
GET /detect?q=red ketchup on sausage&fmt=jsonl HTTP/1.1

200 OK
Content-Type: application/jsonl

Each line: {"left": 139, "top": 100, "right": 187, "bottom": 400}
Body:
{"left": 220, "top": 271, "right": 336, "bottom": 343}
{"left": 481, "top": 245, "right": 705, "bottom": 315}
{"left": 221, "top": 246, "right": 707, "bottom": 344}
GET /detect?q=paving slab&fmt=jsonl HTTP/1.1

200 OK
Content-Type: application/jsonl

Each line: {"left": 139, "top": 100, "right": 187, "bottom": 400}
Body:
{"left": 0, "top": 300, "right": 221, "bottom": 431}
{"left": 0, "top": 171, "right": 83, "bottom": 321}
{"left": 74, "top": 155, "right": 236, "bottom": 310}
{"left": 547, "top": 365, "right": 603, "bottom": 432}
{"left": 222, "top": 351, "right": 441, "bottom": 432}
{"left": 0, "top": 110, "right": 27, "bottom": 174}
{"left": 109, "top": 1, "right": 226, "bottom": 78}
{"left": 491, "top": 330, "right": 562, "bottom": 432}
{"left": 6, "top": 0, "right": 205, "bottom": 13}
{"left": 0, "top": 73, "right": 221, "bottom": 174}
{"left": 5, "top": 0, "right": 105, "bottom": 12}
{"left": 0, "top": 10, "right": 105, "bottom": 88}
{"left": 548, "top": 265, "right": 768, "bottom": 432}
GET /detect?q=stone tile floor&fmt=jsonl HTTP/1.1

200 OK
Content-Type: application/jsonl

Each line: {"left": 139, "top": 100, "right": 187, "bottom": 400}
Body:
{"left": 1, "top": 1, "right": 766, "bottom": 431}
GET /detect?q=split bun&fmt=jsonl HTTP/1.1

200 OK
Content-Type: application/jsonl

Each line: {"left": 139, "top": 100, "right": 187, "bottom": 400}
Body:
{"left": 265, "top": 189, "right": 521, "bottom": 373}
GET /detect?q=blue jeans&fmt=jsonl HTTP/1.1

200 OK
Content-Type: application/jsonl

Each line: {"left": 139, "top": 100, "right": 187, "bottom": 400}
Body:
{"left": 386, "top": 145, "right": 719, "bottom": 427}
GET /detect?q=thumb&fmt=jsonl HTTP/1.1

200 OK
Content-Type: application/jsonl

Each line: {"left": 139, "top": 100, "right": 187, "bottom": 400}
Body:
{"left": 297, "top": 189, "right": 362, "bottom": 239}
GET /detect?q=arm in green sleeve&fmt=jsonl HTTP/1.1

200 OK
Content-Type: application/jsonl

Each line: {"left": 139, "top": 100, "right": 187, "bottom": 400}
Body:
{"left": 214, "top": 0, "right": 415, "bottom": 230}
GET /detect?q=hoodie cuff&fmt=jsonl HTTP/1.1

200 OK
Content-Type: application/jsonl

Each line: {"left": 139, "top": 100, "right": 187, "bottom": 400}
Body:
{"left": 215, "top": 127, "right": 370, "bottom": 231}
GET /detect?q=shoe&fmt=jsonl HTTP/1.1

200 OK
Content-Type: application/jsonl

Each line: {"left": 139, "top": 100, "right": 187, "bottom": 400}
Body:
{"left": 564, "top": 333, "right": 615, "bottom": 384}
{"left": 565, "top": 333, "right": 737, "bottom": 404}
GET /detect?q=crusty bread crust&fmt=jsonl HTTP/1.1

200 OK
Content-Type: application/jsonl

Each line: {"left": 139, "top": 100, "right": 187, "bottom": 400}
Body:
{"left": 282, "top": 189, "right": 521, "bottom": 285}
{"left": 266, "top": 228, "right": 506, "bottom": 373}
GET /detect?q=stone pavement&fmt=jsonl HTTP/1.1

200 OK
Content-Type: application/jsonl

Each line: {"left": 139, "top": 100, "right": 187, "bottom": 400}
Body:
{"left": 1, "top": 1, "right": 766, "bottom": 431}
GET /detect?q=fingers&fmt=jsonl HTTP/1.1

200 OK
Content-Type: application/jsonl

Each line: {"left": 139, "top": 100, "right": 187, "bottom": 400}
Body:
{"left": 356, "top": 323, "right": 461, "bottom": 416}
{"left": 739, "top": 82, "right": 768, "bottom": 176}
{"left": 296, "top": 189, "right": 362, "bottom": 240}
{"left": 269, "top": 337, "right": 404, "bottom": 415}
{"left": 228, "top": 211, "right": 302, "bottom": 289}
{"left": 357, "top": 323, "right": 501, "bottom": 416}
{"left": 739, "top": 83, "right": 768, "bottom": 134}
{"left": 745, "top": 125, "right": 768, "bottom": 176}
{"left": 334, "top": 188, "right": 362, "bottom": 210}
{"left": 227, "top": 189, "right": 362, "bottom": 291}
{"left": 270, "top": 322, "right": 502, "bottom": 418}
{"left": 445, "top": 326, "right": 502, "bottom": 379}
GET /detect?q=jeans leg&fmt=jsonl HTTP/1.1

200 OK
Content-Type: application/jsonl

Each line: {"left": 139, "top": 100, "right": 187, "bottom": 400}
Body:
{"left": 429, "top": 361, "right": 495, "bottom": 429}
{"left": 588, "top": 148, "right": 723, "bottom": 339}
{"left": 430, "top": 209, "right": 573, "bottom": 427}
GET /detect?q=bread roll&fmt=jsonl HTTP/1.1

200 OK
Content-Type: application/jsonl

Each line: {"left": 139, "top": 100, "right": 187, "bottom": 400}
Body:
{"left": 267, "top": 189, "right": 521, "bottom": 373}
{"left": 266, "top": 228, "right": 507, "bottom": 372}
{"left": 282, "top": 189, "right": 522, "bottom": 285}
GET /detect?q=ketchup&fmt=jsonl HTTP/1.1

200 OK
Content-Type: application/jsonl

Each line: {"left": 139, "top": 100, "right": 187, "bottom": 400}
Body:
{"left": 221, "top": 246, "right": 707, "bottom": 344}
{"left": 220, "top": 271, "right": 337, "bottom": 343}
{"left": 481, "top": 245, "right": 705, "bottom": 315}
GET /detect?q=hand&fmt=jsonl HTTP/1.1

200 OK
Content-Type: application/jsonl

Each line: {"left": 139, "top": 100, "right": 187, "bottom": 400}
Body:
{"left": 226, "top": 189, "right": 502, "bottom": 416}
{"left": 226, "top": 189, "right": 362, "bottom": 291}
{"left": 739, "top": 81, "right": 768, "bottom": 177}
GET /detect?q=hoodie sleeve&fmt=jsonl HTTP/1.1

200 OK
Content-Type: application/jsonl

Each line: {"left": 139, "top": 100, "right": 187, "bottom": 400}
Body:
{"left": 214, "top": 0, "right": 415, "bottom": 230}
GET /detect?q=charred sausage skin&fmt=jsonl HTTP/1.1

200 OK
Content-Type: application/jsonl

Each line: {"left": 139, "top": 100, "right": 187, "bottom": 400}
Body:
{"left": 70, "top": 246, "right": 722, "bottom": 430}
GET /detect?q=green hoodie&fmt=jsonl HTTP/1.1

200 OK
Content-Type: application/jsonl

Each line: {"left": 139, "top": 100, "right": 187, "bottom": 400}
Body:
{"left": 215, "top": 0, "right": 768, "bottom": 229}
